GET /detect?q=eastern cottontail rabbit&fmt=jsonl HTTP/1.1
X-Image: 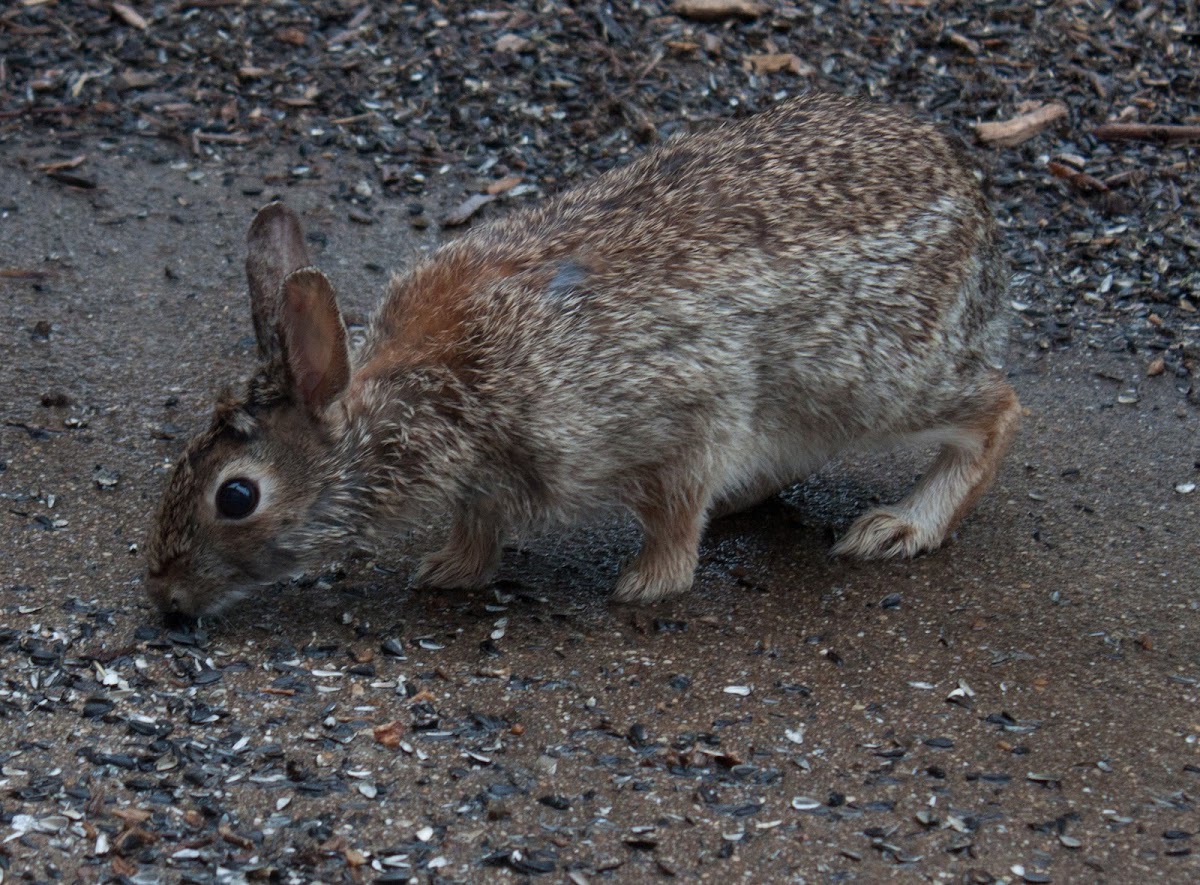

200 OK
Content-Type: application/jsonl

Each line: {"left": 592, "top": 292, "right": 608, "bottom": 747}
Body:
{"left": 146, "top": 93, "right": 1018, "bottom": 617}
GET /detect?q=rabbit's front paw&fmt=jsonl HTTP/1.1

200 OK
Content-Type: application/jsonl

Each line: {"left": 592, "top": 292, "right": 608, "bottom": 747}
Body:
{"left": 612, "top": 553, "right": 696, "bottom": 604}
{"left": 414, "top": 548, "right": 497, "bottom": 590}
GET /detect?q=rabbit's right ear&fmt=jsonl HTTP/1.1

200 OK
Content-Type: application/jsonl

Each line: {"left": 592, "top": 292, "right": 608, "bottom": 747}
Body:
{"left": 278, "top": 268, "right": 350, "bottom": 416}
{"left": 245, "top": 203, "right": 311, "bottom": 360}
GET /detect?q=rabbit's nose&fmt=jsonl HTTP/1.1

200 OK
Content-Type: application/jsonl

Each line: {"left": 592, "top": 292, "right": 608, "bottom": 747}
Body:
{"left": 146, "top": 556, "right": 187, "bottom": 614}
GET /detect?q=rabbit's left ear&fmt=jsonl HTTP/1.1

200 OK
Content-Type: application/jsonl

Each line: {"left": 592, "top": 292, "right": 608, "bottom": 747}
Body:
{"left": 277, "top": 268, "right": 350, "bottom": 415}
{"left": 246, "top": 202, "right": 311, "bottom": 361}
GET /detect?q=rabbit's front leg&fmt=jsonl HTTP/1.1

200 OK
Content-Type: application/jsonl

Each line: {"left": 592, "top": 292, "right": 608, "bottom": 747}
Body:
{"left": 614, "top": 474, "right": 711, "bottom": 603}
{"left": 415, "top": 504, "right": 503, "bottom": 590}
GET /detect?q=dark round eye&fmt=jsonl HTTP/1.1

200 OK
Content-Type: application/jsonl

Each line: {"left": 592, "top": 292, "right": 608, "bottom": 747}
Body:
{"left": 216, "top": 478, "right": 259, "bottom": 519}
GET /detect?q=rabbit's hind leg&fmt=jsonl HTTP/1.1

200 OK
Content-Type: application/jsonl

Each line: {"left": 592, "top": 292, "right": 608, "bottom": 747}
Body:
{"left": 832, "top": 375, "right": 1020, "bottom": 560}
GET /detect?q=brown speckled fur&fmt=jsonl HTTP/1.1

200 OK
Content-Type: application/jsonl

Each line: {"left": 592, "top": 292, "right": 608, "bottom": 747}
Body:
{"left": 146, "top": 93, "right": 1019, "bottom": 617}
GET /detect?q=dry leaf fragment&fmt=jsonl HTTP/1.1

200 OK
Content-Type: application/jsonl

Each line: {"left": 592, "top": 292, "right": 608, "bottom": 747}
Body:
{"left": 744, "top": 53, "right": 814, "bottom": 76}
{"left": 975, "top": 102, "right": 1068, "bottom": 147}
{"left": 373, "top": 721, "right": 405, "bottom": 749}
{"left": 672, "top": 0, "right": 766, "bottom": 22}
{"left": 112, "top": 3, "right": 148, "bottom": 30}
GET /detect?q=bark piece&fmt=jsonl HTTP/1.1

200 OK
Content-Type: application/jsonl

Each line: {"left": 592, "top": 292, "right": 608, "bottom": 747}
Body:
{"left": 976, "top": 102, "right": 1068, "bottom": 147}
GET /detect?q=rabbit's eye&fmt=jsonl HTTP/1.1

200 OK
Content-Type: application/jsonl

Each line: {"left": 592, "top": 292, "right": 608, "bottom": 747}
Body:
{"left": 216, "top": 478, "right": 260, "bottom": 519}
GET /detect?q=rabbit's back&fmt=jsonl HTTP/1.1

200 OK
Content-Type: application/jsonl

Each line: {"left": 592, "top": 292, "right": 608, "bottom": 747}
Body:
{"left": 362, "top": 94, "right": 1008, "bottom": 520}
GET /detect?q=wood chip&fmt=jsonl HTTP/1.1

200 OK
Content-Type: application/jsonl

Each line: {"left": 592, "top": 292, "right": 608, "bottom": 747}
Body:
{"left": 275, "top": 27, "right": 307, "bottom": 46}
{"left": 975, "top": 102, "right": 1068, "bottom": 147}
{"left": 744, "top": 53, "right": 814, "bottom": 76}
{"left": 112, "top": 3, "right": 148, "bottom": 30}
{"left": 441, "top": 193, "right": 496, "bottom": 227}
{"left": 486, "top": 175, "right": 523, "bottom": 195}
{"left": 219, "top": 823, "right": 254, "bottom": 849}
{"left": 671, "top": 0, "right": 766, "bottom": 22}
{"left": 110, "top": 808, "right": 152, "bottom": 825}
{"left": 495, "top": 34, "right": 531, "bottom": 53}
{"left": 116, "top": 70, "right": 157, "bottom": 90}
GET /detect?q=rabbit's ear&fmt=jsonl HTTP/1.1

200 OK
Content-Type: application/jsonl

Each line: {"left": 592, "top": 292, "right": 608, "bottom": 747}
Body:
{"left": 246, "top": 203, "right": 311, "bottom": 360}
{"left": 278, "top": 268, "right": 350, "bottom": 415}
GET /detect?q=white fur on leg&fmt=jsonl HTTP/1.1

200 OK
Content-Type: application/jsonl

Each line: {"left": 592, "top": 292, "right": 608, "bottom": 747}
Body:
{"left": 612, "top": 548, "right": 697, "bottom": 603}
{"left": 832, "top": 394, "right": 1018, "bottom": 561}
{"left": 831, "top": 506, "right": 940, "bottom": 559}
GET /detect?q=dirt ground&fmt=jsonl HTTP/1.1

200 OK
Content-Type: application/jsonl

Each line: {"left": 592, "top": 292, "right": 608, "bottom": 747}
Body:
{"left": 2, "top": 2, "right": 1199, "bottom": 884}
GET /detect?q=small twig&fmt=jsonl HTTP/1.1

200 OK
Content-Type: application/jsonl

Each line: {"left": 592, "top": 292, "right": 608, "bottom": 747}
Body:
{"left": 328, "top": 4, "right": 372, "bottom": 45}
{"left": 194, "top": 131, "right": 252, "bottom": 144}
{"left": 1092, "top": 123, "right": 1200, "bottom": 144}
{"left": 35, "top": 155, "right": 86, "bottom": 173}
{"left": 944, "top": 30, "right": 981, "bottom": 55}
{"left": 112, "top": 2, "right": 149, "bottom": 30}
{"left": 0, "top": 104, "right": 82, "bottom": 119}
{"left": 171, "top": 0, "right": 245, "bottom": 8}
{"left": 1046, "top": 161, "right": 1109, "bottom": 193}
{"left": 0, "top": 268, "right": 54, "bottom": 281}
{"left": 976, "top": 102, "right": 1068, "bottom": 147}
{"left": 1101, "top": 169, "right": 1145, "bottom": 189}
{"left": 331, "top": 112, "right": 376, "bottom": 125}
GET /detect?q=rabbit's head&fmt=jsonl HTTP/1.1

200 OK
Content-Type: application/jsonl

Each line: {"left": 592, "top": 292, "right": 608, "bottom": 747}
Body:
{"left": 145, "top": 204, "right": 353, "bottom": 617}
